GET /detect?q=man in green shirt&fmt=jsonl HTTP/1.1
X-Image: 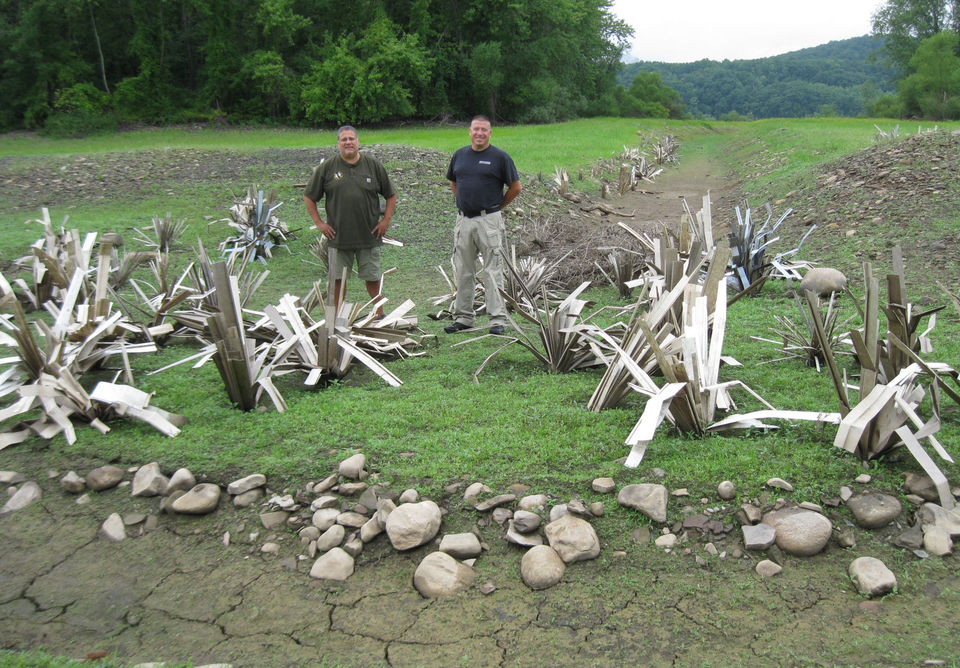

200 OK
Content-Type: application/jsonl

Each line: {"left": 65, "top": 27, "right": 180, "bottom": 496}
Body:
{"left": 303, "top": 125, "right": 397, "bottom": 316}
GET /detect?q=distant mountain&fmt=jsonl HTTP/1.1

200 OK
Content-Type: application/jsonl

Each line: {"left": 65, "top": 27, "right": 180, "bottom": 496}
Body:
{"left": 619, "top": 36, "right": 895, "bottom": 119}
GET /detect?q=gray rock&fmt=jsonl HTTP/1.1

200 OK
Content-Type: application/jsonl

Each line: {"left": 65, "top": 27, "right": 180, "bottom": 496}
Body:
{"left": 894, "top": 523, "right": 924, "bottom": 550}
{"left": 338, "top": 453, "right": 367, "bottom": 480}
{"left": 309, "top": 547, "right": 354, "bottom": 580}
{"left": 233, "top": 488, "right": 263, "bottom": 508}
{"left": 799, "top": 267, "right": 847, "bottom": 295}
{"left": 618, "top": 483, "right": 668, "bottom": 523}
{"left": 592, "top": 478, "right": 616, "bottom": 494}
{"left": 336, "top": 511, "right": 368, "bottom": 528}
{"left": 131, "top": 462, "right": 168, "bottom": 497}
{"left": 765, "top": 477, "right": 794, "bottom": 492}
{"left": 505, "top": 520, "right": 544, "bottom": 547}
{"left": 385, "top": 500, "right": 442, "bottom": 550}
{"left": 590, "top": 502, "right": 604, "bottom": 517}
{"left": 717, "top": 480, "right": 736, "bottom": 500}
{"left": 357, "top": 485, "right": 380, "bottom": 510}
{"left": 521, "top": 545, "right": 565, "bottom": 590}
{"left": 311, "top": 508, "right": 340, "bottom": 531}
{"left": 740, "top": 503, "right": 762, "bottom": 525}
{"left": 854, "top": 473, "right": 872, "bottom": 484}
{"left": 848, "top": 556, "right": 897, "bottom": 597}
{"left": 159, "top": 490, "right": 185, "bottom": 514}
{"left": 359, "top": 516, "right": 383, "bottom": 543}
{"left": 475, "top": 494, "right": 516, "bottom": 512}
{"left": 511, "top": 510, "right": 541, "bottom": 534}
{"left": 123, "top": 513, "right": 146, "bottom": 525}
{"left": 260, "top": 510, "right": 289, "bottom": 530}
{"left": 654, "top": 533, "right": 677, "bottom": 548}
{"left": 799, "top": 501, "right": 823, "bottom": 513}
{"left": 491, "top": 507, "right": 513, "bottom": 525}
{"left": 0, "top": 481, "right": 42, "bottom": 515}
{"left": 631, "top": 527, "right": 651, "bottom": 544}
{"left": 549, "top": 504, "right": 568, "bottom": 522}
{"left": 171, "top": 483, "right": 221, "bottom": 515}
{"left": 60, "top": 471, "right": 86, "bottom": 493}
{"left": 227, "top": 474, "right": 266, "bottom": 496}
{"left": 313, "top": 474, "right": 337, "bottom": 493}
{"left": 917, "top": 503, "right": 960, "bottom": 537}
{"left": 839, "top": 485, "right": 853, "bottom": 502}
{"left": 742, "top": 523, "right": 776, "bottom": 551}
{"left": 338, "top": 481, "right": 367, "bottom": 496}
{"left": 923, "top": 525, "right": 953, "bottom": 556}
{"left": 86, "top": 465, "right": 125, "bottom": 491}
{"left": 566, "top": 499, "right": 591, "bottom": 517}
{"left": 755, "top": 559, "right": 782, "bottom": 577}
{"left": 398, "top": 488, "right": 419, "bottom": 504}
{"left": 100, "top": 513, "right": 126, "bottom": 542}
{"left": 413, "top": 552, "right": 474, "bottom": 597}
{"left": 165, "top": 468, "right": 196, "bottom": 495}
{"left": 299, "top": 526, "right": 321, "bottom": 541}
{"left": 846, "top": 493, "right": 901, "bottom": 529}
{"left": 904, "top": 472, "right": 939, "bottom": 501}
{"left": 376, "top": 498, "right": 396, "bottom": 526}
{"left": 342, "top": 534, "right": 363, "bottom": 557}
{"left": 463, "top": 482, "right": 492, "bottom": 504}
{"left": 311, "top": 495, "right": 339, "bottom": 510}
{"left": 544, "top": 514, "right": 600, "bottom": 563}
{"left": 518, "top": 494, "right": 548, "bottom": 511}
{"left": 316, "top": 524, "right": 346, "bottom": 552}
{"left": 439, "top": 532, "right": 482, "bottom": 559}
{"left": 763, "top": 509, "right": 832, "bottom": 556}
{"left": 260, "top": 542, "right": 280, "bottom": 555}
{"left": 0, "top": 471, "right": 26, "bottom": 484}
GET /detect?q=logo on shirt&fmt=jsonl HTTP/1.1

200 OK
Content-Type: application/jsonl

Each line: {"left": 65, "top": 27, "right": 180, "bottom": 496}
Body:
{"left": 365, "top": 177, "right": 371, "bottom": 183}
{"left": 479, "top": 160, "right": 491, "bottom": 165}
{"left": 334, "top": 171, "right": 343, "bottom": 180}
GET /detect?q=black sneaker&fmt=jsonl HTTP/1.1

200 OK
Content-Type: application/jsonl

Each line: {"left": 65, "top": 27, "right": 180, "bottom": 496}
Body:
{"left": 444, "top": 321, "right": 471, "bottom": 334}
{"left": 489, "top": 325, "right": 505, "bottom": 335}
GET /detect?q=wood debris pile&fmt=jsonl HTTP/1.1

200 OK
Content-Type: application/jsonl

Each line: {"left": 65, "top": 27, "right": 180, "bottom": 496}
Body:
{"left": 752, "top": 292, "right": 856, "bottom": 371}
{"left": 808, "top": 249, "right": 958, "bottom": 502}
{"left": 0, "top": 211, "right": 185, "bottom": 447}
{"left": 217, "top": 186, "right": 294, "bottom": 262}
{"left": 151, "top": 264, "right": 429, "bottom": 411}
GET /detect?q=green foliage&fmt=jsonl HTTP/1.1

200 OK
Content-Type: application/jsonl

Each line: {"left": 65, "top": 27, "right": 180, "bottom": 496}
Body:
{"left": 898, "top": 30, "right": 960, "bottom": 118}
{"left": 301, "top": 20, "right": 431, "bottom": 125}
{"left": 871, "top": 0, "right": 959, "bottom": 74}
{"left": 41, "top": 83, "right": 118, "bottom": 138}
{"left": 615, "top": 71, "right": 686, "bottom": 119}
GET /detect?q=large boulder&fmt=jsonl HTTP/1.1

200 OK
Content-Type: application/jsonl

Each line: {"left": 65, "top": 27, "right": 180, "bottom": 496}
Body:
{"left": 799, "top": 267, "right": 847, "bottom": 296}
{"left": 413, "top": 552, "right": 474, "bottom": 597}
{"left": 520, "top": 545, "right": 565, "bottom": 590}
{"left": 544, "top": 514, "right": 600, "bottom": 563}
{"left": 763, "top": 508, "right": 832, "bottom": 556}
{"left": 385, "top": 500, "right": 442, "bottom": 550}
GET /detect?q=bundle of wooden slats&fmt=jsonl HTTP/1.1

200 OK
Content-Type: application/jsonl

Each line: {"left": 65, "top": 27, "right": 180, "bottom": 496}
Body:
{"left": 217, "top": 186, "right": 294, "bottom": 262}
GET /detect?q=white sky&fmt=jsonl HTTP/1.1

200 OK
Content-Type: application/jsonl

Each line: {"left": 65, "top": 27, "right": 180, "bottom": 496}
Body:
{"left": 612, "top": 0, "right": 884, "bottom": 63}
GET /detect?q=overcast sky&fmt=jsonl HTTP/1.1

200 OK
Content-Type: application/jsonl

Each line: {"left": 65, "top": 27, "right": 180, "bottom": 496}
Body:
{"left": 612, "top": 0, "right": 884, "bottom": 63}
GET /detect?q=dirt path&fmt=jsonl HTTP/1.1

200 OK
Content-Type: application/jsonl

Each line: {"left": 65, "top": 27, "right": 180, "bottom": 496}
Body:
{"left": 2, "top": 153, "right": 959, "bottom": 667}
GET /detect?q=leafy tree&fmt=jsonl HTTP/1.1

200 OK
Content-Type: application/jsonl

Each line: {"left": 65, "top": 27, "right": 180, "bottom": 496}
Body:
{"left": 897, "top": 29, "right": 960, "bottom": 118}
{"left": 618, "top": 71, "right": 685, "bottom": 118}
{"left": 301, "top": 19, "right": 431, "bottom": 124}
{"left": 872, "top": 0, "right": 959, "bottom": 73}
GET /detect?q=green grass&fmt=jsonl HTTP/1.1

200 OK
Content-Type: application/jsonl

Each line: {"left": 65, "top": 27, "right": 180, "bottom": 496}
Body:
{"left": 1, "top": 117, "right": 958, "bottom": 506}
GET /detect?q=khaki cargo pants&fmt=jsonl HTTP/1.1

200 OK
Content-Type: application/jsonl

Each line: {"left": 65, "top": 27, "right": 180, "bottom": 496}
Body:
{"left": 451, "top": 210, "right": 506, "bottom": 327}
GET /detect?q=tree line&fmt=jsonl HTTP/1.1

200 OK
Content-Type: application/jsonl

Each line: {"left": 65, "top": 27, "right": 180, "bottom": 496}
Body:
{"left": 0, "top": 0, "right": 657, "bottom": 132}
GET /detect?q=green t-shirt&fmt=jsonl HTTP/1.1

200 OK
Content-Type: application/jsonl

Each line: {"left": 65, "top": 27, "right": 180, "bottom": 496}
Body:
{"left": 304, "top": 153, "right": 396, "bottom": 249}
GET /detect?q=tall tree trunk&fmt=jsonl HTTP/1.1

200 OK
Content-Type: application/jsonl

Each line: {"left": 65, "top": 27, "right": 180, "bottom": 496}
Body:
{"left": 88, "top": 1, "right": 110, "bottom": 94}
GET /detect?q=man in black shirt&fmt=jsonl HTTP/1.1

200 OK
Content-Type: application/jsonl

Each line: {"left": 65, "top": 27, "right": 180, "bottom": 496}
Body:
{"left": 444, "top": 116, "right": 521, "bottom": 335}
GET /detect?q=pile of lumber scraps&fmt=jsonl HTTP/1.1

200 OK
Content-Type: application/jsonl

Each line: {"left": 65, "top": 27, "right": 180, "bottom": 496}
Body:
{"left": 217, "top": 186, "right": 294, "bottom": 262}
{"left": 833, "top": 363, "right": 956, "bottom": 508}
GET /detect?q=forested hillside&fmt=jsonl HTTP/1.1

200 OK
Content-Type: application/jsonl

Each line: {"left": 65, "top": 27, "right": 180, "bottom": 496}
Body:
{"left": 620, "top": 36, "right": 896, "bottom": 119}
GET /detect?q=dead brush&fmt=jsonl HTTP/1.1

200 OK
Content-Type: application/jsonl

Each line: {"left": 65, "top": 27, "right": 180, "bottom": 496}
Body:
{"left": 595, "top": 249, "right": 642, "bottom": 299}
{"left": 132, "top": 213, "right": 189, "bottom": 252}
{"left": 752, "top": 292, "right": 856, "bottom": 370}
{"left": 217, "top": 186, "right": 294, "bottom": 262}
{"left": 454, "top": 256, "right": 606, "bottom": 379}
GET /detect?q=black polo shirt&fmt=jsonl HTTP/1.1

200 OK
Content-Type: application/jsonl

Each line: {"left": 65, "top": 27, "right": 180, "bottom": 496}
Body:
{"left": 446, "top": 145, "right": 519, "bottom": 216}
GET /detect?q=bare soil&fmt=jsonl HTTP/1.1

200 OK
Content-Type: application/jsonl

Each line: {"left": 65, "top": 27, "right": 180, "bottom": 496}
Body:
{"left": 2, "top": 141, "right": 960, "bottom": 666}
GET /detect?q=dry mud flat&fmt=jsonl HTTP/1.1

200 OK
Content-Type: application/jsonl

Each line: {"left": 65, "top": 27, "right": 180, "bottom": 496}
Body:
{"left": 2, "top": 464, "right": 960, "bottom": 667}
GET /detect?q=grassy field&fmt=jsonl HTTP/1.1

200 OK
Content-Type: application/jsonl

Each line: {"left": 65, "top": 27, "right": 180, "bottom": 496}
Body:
{"left": 1, "top": 116, "right": 959, "bottom": 503}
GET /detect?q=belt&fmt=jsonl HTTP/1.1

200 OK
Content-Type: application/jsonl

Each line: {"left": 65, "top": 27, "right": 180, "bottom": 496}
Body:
{"left": 460, "top": 207, "right": 499, "bottom": 218}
